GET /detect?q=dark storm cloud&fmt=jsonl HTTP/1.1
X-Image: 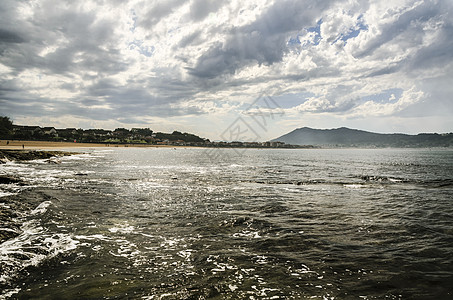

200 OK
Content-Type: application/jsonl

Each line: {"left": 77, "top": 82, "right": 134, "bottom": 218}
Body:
{"left": 0, "top": 29, "right": 25, "bottom": 44}
{"left": 188, "top": 0, "right": 333, "bottom": 78}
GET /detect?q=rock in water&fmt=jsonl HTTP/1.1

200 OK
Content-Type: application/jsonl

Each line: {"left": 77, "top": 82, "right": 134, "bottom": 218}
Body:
{"left": 0, "top": 175, "right": 23, "bottom": 185}
{"left": 0, "top": 150, "right": 78, "bottom": 161}
{"left": 47, "top": 156, "right": 62, "bottom": 164}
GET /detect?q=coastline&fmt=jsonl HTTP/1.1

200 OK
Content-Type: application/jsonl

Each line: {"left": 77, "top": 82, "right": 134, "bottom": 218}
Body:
{"left": 0, "top": 140, "right": 317, "bottom": 151}
{"left": 0, "top": 140, "right": 190, "bottom": 150}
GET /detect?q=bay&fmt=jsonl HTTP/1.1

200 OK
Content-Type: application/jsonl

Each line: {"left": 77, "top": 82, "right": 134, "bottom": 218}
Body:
{"left": 1, "top": 148, "right": 452, "bottom": 299}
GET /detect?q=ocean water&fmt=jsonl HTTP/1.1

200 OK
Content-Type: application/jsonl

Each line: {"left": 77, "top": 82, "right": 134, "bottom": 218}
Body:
{"left": 1, "top": 148, "right": 452, "bottom": 299}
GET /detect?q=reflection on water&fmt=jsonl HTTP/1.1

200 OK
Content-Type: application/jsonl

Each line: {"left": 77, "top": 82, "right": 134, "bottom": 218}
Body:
{"left": 1, "top": 148, "right": 453, "bottom": 299}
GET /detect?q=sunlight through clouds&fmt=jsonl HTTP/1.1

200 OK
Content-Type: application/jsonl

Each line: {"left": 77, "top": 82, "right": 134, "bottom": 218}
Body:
{"left": 1, "top": 0, "right": 452, "bottom": 139}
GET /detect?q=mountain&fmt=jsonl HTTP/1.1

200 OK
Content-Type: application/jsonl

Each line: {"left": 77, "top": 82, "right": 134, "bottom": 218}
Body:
{"left": 272, "top": 127, "right": 453, "bottom": 148}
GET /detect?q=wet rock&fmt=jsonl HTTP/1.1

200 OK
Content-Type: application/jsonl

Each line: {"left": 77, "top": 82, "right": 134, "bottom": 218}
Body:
{"left": 0, "top": 190, "right": 55, "bottom": 244}
{"left": 0, "top": 150, "right": 78, "bottom": 161}
{"left": 47, "top": 157, "right": 62, "bottom": 164}
{"left": 0, "top": 229, "right": 20, "bottom": 243}
{"left": 0, "top": 208, "right": 20, "bottom": 243}
{"left": 0, "top": 175, "right": 23, "bottom": 185}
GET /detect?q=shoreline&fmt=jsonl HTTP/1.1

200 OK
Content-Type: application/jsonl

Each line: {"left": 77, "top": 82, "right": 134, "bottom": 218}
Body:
{"left": 1, "top": 141, "right": 451, "bottom": 151}
{"left": 0, "top": 140, "right": 191, "bottom": 150}
{"left": 0, "top": 140, "right": 315, "bottom": 150}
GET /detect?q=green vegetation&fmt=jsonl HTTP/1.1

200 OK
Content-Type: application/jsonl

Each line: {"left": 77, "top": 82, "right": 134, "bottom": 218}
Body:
{"left": 0, "top": 116, "right": 13, "bottom": 138}
{"left": 0, "top": 117, "right": 210, "bottom": 146}
{"left": 154, "top": 131, "right": 205, "bottom": 143}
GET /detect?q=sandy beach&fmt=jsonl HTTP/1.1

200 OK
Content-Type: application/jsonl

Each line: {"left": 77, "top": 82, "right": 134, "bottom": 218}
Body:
{"left": 0, "top": 140, "right": 180, "bottom": 150}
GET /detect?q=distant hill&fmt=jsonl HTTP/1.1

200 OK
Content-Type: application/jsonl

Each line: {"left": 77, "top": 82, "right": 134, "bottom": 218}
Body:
{"left": 272, "top": 127, "right": 453, "bottom": 148}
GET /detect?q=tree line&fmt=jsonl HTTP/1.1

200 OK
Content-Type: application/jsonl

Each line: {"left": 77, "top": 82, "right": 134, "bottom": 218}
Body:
{"left": 0, "top": 116, "right": 207, "bottom": 145}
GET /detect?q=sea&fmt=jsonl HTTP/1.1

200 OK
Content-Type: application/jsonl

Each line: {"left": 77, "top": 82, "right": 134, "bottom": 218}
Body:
{"left": 0, "top": 147, "right": 452, "bottom": 299}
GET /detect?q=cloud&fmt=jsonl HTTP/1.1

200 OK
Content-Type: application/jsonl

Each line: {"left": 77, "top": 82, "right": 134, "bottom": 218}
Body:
{"left": 138, "top": 0, "right": 187, "bottom": 28}
{"left": 176, "top": 30, "right": 202, "bottom": 48}
{"left": 406, "top": 23, "right": 453, "bottom": 72}
{"left": 0, "top": 1, "right": 130, "bottom": 78}
{"left": 349, "top": 87, "right": 424, "bottom": 117}
{"left": 0, "top": 29, "right": 25, "bottom": 44}
{"left": 0, "top": 0, "right": 452, "bottom": 137}
{"left": 188, "top": 0, "right": 224, "bottom": 22}
{"left": 188, "top": 0, "right": 333, "bottom": 78}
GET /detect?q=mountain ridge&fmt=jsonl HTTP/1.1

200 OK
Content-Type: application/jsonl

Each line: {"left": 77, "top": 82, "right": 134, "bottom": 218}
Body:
{"left": 272, "top": 127, "right": 453, "bottom": 148}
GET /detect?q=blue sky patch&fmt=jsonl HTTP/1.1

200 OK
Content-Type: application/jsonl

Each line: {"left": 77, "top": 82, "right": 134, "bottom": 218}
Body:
{"left": 129, "top": 40, "right": 155, "bottom": 57}
{"left": 361, "top": 88, "right": 403, "bottom": 103}
{"left": 333, "top": 15, "right": 368, "bottom": 45}
{"left": 272, "top": 92, "right": 316, "bottom": 108}
{"left": 288, "top": 19, "right": 322, "bottom": 48}
{"left": 307, "top": 19, "right": 322, "bottom": 46}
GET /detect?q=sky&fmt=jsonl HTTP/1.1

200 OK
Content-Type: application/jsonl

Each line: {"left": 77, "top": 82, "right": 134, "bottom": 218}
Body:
{"left": 1, "top": 0, "right": 452, "bottom": 141}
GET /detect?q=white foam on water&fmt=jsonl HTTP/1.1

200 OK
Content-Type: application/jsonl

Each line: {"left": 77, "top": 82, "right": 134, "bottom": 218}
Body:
{"left": 343, "top": 184, "right": 364, "bottom": 189}
{"left": 228, "top": 164, "right": 244, "bottom": 168}
{"left": 74, "top": 234, "right": 111, "bottom": 241}
{"left": 177, "top": 249, "right": 193, "bottom": 260}
{"left": 0, "top": 192, "right": 81, "bottom": 296}
{"left": 27, "top": 159, "right": 50, "bottom": 164}
{"left": 30, "top": 201, "right": 52, "bottom": 215}
{"left": 0, "top": 287, "right": 21, "bottom": 299}
{"left": 388, "top": 178, "right": 402, "bottom": 183}
{"left": 0, "top": 163, "right": 33, "bottom": 175}
{"left": 233, "top": 230, "right": 262, "bottom": 239}
{"left": 63, "top": 153, "right": 105, "bottom": 160}
{"left": 0, "top": 227, "right": 18, "bottom": 235}
{"left": 109, "top": 240, "right": 140, "bottom": 258}
{"left": 0, "top": 191, "right": 16, "bottom": 198}
{"left": 0, "top": 221, "right": 80, "bottom": 285}
{"left": 159, "top": 236, "right": 186, "bottom": 249}
{"left": 92, "top": 245, "right": 102, "bottom": 251}
{"left": 0, "top": 181, "right": 26, "bottom": 197}
{"left": 140, "top": 233, "right": 155, "bottom": 238}
{"left": 211, "top": 261, "right": 237, "bottom": 273}
{"left": 108, "top": 223, "right": 135, "bottom": 234}
{"left": 280, "top": 187, "right": 304, "bottom": 193}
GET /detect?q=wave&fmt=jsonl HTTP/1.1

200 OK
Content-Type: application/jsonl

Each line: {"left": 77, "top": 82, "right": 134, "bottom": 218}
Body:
{"left": 243, "top": 175, "right": 453, "bottom": 188}
{"left": 421, "top": 178, "right": 453, "bottom": 188}
{"left": 0, "top": 222, "right": 79, "bottom": 295}
{"left": 359, "top": 175, "right": 409, "bottom": 183}
{"left": 0, "top": 191, "right": 79, "bottom": 298}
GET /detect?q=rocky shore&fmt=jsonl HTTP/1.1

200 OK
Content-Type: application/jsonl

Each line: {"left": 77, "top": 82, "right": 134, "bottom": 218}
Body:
{"left": 0, "top": 150, "right": 78, "bottom": 243}
{"left": 0, "top": 192, "right": 34, "bottom": 243}
{"left": 0, "top": 149, "right": 78, "bottom": 163}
